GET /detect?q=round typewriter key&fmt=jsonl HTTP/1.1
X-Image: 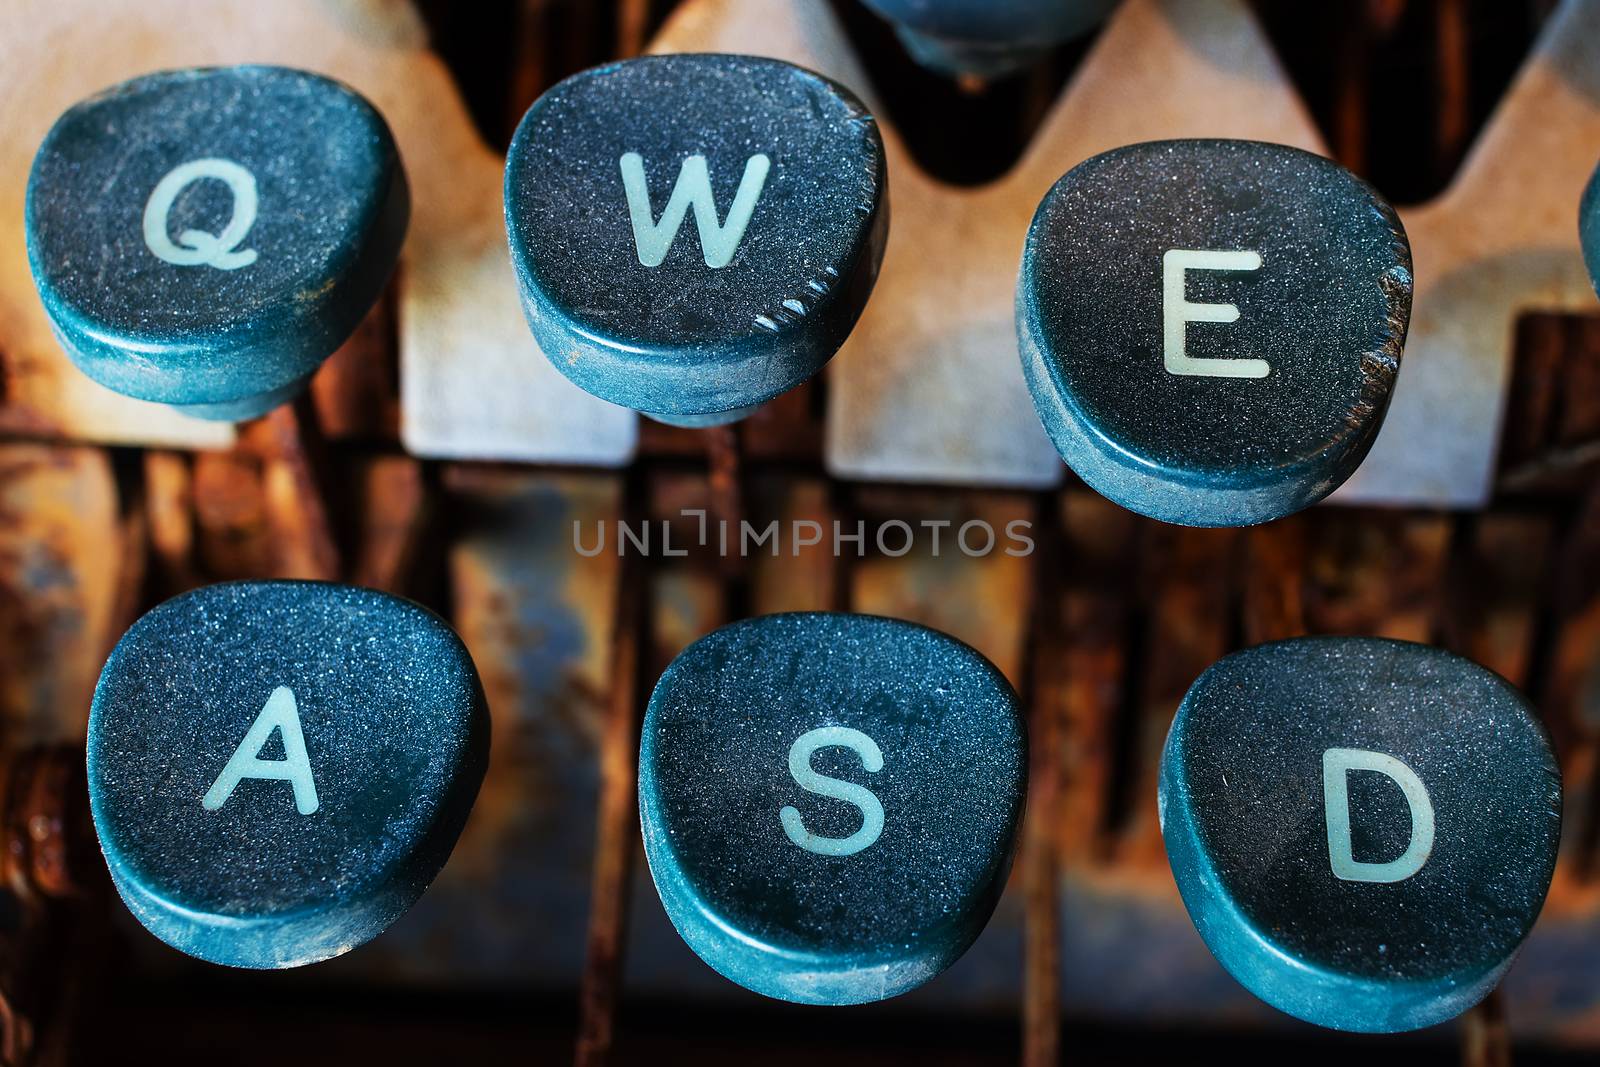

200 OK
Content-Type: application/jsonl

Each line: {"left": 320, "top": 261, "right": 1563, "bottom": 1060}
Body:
{"left": 87, "top": 581, "right": 488, "bottom": 969}
{"left": 639, "top": 613, "right": 1025, "bottom": 1004}
{"left": 1017, "top": 139, "right": 1413, "bottom": 527}
{"left": 1159, "top": 637, "right": 1561, "bottom": 1033}
{"left": 860, "top": 0, "right": 1119, "bottom": 79}
{"left": 505, "top": 54, "right": 887, "bottom": 427}
{"left": 25, "top": 66, "right": 408, "bottom": 421}
{"left": 1583, "top": 158, "right": 1600, "bottom": 295}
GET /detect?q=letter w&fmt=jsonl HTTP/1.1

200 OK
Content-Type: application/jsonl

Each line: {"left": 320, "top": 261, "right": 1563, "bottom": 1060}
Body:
{"left": 619, "top": 152, "right": 771, "bottom": 268}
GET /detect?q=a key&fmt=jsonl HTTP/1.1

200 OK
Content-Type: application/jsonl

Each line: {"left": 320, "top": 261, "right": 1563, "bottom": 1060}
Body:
{"left": 1017, "top": 139, "right": 1414, "bottom": 527}
{"left": 638, "top": 613, "right": 1026, "bottom": 1004}
{"left": 87, "top": 581, "right": 489, "bottom": 969}
{"left": 1159, "top": 636, "right": 1560, "bottom": 1032}
{"left": 1584, "top": 157, "right": 1599, "bottom": 294}
{"left": 25, "top": 66, "right": 408, "bottom": 421}
{"left": 505, "top": 54, "right": 887, "bottom": 427}
{"left": 859, "top": 0, "right": 1120, "bottom": 80}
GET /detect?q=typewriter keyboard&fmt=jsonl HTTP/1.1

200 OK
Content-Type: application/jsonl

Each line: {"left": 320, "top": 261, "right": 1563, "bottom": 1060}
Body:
{"left": 0, "top": 1, "right": 1598, "bottom": 1065}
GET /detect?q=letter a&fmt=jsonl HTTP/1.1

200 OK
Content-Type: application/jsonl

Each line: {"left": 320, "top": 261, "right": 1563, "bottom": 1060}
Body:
{"left": 619, "top": 152, "right": 771, "bottom": 268}
{"left": 1322, "top": 747, "right": 1434, "bottom": 883}
{"left": 202, "top": 686, "right": 320, "bottom": 815}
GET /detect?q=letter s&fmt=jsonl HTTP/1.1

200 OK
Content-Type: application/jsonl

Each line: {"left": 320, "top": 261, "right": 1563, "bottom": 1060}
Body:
{"left": 780, "top": 726, "right": 885, "bottom": 857}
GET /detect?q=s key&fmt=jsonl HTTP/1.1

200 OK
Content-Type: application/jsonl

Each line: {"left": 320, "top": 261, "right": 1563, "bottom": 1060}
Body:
{"left": 1017, "top": 139, "right": 1413, "bottom": 527}
{"left": 639, "top": 613, "right": 1025, "bottom": 1004}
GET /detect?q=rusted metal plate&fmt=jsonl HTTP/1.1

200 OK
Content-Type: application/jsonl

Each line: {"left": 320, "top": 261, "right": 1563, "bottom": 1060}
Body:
{"left": 310, "top": 289, "right": 400, "bottom": 444}
{"left": 848, "top": 489, "right": 1036, "bottom": 686}
{"left": 1117, "top": 524, "right": 1236, "bottom": 868}
{"left": 1447, "top": 513, "right": 1553, "bottom": 687}
{"left": 1300, "top": 511, "right": 1453, "bottom": 641}
{"left": 332, "top": 467, "right": 621, "bottom": 985}
{"left": 0, "top": 445, "right": 120, "bottom": 745}
{"left": 1054, "top": 492, "right": 1136, "bottom": 863}
{"left": 348, "top": 455, "right": 429, "bottom": 594}
{"left": 748, "top": 477, "right": 839, "bottom": 615}
{"left": 190, "top": 451, "right": 275, "bottom": 582}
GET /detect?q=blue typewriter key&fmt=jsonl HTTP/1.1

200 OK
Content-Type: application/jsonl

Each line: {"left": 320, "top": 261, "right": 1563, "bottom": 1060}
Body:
{"left": 87, "top": 581, "right": 488, "bottom": 969}
{"left": 860, "top": 0, "right": 1120, "bottom": 79}
{"left": 1017, "top": 139, "right": 1413, "bottom": 527}
{"left": 25, "top": 66, "right": 408, "bottom": 421}
{"left": 639, "top": 613, "right": 1026, "bottom": 1004}
{"left": 505, "top": 54, "right": 887, "bottom": 427}
{"left": 1160, "top": 637, "right": 1561, "bottom": 1033}
{"left": 1583, "top": 158, "right": 1599, "bottom": 295}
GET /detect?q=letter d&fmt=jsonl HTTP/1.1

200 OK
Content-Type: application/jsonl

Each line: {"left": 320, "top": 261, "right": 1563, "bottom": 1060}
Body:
{"left": 1322, "top": 747, "right": 1434, "bottom": 883}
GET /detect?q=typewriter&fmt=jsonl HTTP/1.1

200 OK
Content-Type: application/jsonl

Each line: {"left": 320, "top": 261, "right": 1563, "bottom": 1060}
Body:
{"left": 0, "top": 0, "right": 1598, "bottom": 1063}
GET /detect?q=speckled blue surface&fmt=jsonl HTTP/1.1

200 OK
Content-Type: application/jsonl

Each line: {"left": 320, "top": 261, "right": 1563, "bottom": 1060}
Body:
{"left": 639, "top": 613, "right": 1026, "bottom": 1004}
{"left": 860, "top": 0, "right": 1119, "bottom": 78}
{"left": 505, "top": 54, "right": 887, "bottom": 425}
{"left": 26, "top": 66, "right": 408, "bottom": 420}
{"left": 87, "top": 581, "right": 488, "bottom": 969}
{"left": 1017, "top": 140, "right": 1412, "bottom": 527}
{"left": 1583, "top": 158, "right": 1600, "bottom": 296}
{"left": 1159, "top": 637, "right": 1561, "bottom": 1033}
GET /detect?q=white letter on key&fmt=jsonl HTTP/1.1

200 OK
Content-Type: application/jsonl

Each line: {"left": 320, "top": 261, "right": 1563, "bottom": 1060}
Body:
{"left": 1162, "top": 248, "right": 1268, "bottom": 378}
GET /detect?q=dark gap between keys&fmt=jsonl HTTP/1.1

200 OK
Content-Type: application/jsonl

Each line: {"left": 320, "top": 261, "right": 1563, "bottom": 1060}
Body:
{"left": 1247, "top": 0, "right": 1546, "bottom": 206}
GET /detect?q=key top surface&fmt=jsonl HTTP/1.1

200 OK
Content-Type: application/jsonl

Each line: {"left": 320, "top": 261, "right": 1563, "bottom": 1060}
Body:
{"left": 638, "top": 613, "right": 1025, "bottom": 1004}
{"left": 25, "top": 66, "right": 408, "bottom": 421}
{"left": 505, "top": 53, "right": 887, "bottom": 427}
{"left": 87, "top": 581, "right": 488, "bottom": 969}
{"left": 859, "top": 0, "right": 1119, "bottom": 78}
{"left": 1159, "top": 637, "right": 1561, "bottom": 1033}
{"left": 1584, "top": 158, "right": 1600, "bottom": 295}
{"left": 1017, "top": 139, "right": 1413, "bottom": 527}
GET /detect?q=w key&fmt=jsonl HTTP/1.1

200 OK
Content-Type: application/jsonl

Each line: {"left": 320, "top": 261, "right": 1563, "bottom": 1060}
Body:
{"left": 505, "top": 54, "right": 887, "bottom": 427}
{"left": 87, "top": 581, "right": 489, "bottom": 969}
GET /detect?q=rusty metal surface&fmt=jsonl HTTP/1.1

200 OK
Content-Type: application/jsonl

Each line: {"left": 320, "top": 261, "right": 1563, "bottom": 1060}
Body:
{"left": 0, "top": 446, "right": 120, "bottom": 746}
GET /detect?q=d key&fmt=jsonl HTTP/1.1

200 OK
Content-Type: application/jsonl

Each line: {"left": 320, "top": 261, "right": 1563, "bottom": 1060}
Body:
{"left": 505, "top": 54, "right": 887, "bottom": 427}
{"left": 1159, "top": 637, "right": 1560, "bottom": 1032}
{"left": 25, "top": 66, "right": 408, "bottom": 421}
{"left": 1017, "top": 139, "right": 1414, "bottom": 527}
{"left": 87, "top": 581, "right": 489, "bottom": 968}
{"left": 639, "top": 613, "right": 1026, "bottom": 1003}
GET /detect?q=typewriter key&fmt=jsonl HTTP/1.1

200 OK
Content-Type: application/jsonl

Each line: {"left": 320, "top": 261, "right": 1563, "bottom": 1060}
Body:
{"left": 1160, "top": 637, "right": 1560, "bottom": 1033}
{"left": 505, "top": 54, "right": 887, "bottom": 427}
{"left": 860, "top": 0, "right": 1120, "bottom": 79}
{"left": 639, "top": 613, "right": 1026, "bottom": 1004}
{"left": 87, "top": 581, "right": 488, "bottom": 969}
{"left": 1017, "top": 139, "right": 1413, "bottom": 527}
{"left": 1583, "top": 158, "right": 1600, "bottom": 295}
{"left": 25, "top": 66, "right": 408, "bottom": 421}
